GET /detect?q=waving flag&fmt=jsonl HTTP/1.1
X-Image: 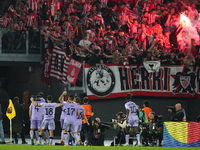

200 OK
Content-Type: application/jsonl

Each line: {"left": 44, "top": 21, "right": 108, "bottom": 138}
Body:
{"left": 50, "top": 46, "right": 70, "bottom": 84}
{"left": 51, "top": 0, "right": 57, "bottom": 16}
{"left": 6, "top": 99, "right": 16, "bottom": 120}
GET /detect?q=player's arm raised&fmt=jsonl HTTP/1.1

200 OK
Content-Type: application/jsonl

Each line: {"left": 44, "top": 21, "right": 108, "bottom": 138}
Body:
{"left": 59, "top": 91, "right": 67, "bottom": 102}
{"left": 30, "top": 97, "right": 41, "bottom": 107}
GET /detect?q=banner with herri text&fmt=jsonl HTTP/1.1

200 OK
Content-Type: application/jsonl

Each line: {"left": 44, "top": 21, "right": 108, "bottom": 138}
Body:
{"left": 84, "top": 63, "right": 200, "bottom": 100}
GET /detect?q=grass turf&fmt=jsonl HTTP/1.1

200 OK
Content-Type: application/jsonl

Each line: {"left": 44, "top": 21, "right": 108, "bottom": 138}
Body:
{"left": 0, "top": 145, "right": 199, "bottom": 150}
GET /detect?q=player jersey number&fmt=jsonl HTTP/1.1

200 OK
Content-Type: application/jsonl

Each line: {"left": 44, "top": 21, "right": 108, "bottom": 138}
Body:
{"left": 77, "top": 112, "right": 82, "bottom": 119}
{"left": 130, "top": 106, "right": 136, "bottom": 113}
{"left": 45, "top": 108, "right": 53, "bottom": 115}
{"left": 67, "top": 108, "right": 75, "bottom": 116}
{"left": 35, "top": 106, "right": 39, "bottom": 112}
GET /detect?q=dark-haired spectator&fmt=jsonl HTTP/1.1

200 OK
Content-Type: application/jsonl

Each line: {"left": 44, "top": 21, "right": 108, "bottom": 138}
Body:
{"left": 69, "top": 12, "right": 79, "bottom": 28}
{"left": 74, "top": 20, "right": 84, "bottom": 45}
{"left": 167, "top": 53, "right": 176, "bottom": 65}
{"left": 143, "top": 52, "right": 153, "bottom": 62}
{"left": 128, "top": 19, "right": 140, "bottom": 37}
{"left": 129, "top": 50, "right": 142, "bottom": 70}
{"left": 142, "top": 0, "right": 154, "bottom": 12}
{"left": 103, "top": 49, "right": 129, "bottom": 64}
{"left": 81, "top": 97, "right": 94, "bottom": 145}
{"left": 88, "top": 48, "right": 103, "bottom": 66}
{"left": 12, "top": 96, "right": 27, "bottom": 144}
{"left": 142, "top": 100, "right": 152, "bottom": 123}
{"left": 152, "top": 50, "right": 161, "bottom": 61}
{"left": 116, "top": 29, "right": 129, "bottom": 51}
{"left": 103, "top": 32, "right": 117, "bottom": 55}
{"left": 160, "top": 49, "right": 169, "bottom": 65}
{"left": 170, "top": 22, "right": 185, "bottom": 49}
{"left": 66, "top": 3, "right": 77, "bottom": 15}
{"left": 174, "top": 49, "right": 186, "bottom": 65}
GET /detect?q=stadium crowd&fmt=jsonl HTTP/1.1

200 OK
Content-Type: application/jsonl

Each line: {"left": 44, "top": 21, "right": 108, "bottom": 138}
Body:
{"left": 1, "top": 0, "right": 200, "bottom": 68}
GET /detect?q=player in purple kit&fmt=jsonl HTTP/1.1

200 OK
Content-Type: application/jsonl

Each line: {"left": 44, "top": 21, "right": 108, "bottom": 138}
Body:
{"left": 74, "top": 97, "right": 90, "bottom": 145}
{"left": 124, "top": 93, "right": 140, "bottom": 146}
{"left": 29, "top": 95, "right": 44, "bottom": 145}
{"left": 58, "top": 91, "right": 68, "bottom": 144}
{"left": 59, "top": 93, "right": 79, "bottom": 146}
{"left": 30, "top": 95, "right": 63, "bottom": 145}
{"left": 36, "top": 92, "right": 50, "bottom": 145}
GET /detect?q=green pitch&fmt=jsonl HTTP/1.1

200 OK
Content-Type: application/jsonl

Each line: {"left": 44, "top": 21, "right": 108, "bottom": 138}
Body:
{"left": 0, "top": 145, "right": 199, "bottom": 150}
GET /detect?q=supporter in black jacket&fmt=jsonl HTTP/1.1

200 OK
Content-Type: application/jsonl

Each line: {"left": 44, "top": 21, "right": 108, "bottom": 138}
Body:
{"left": 88, "top": 49, "right": 102, "bottom": 66}
{"left": 129, "top": 50, "right": 142, "bottom": 70}
{"left": 170, "top": 22, "right": 185, "bottom": 48}
{"left": 195, "top": 53, "right": 200, "bottom": 66}
{"left": 12, "top": 97, "right": 27, "bottom": 144}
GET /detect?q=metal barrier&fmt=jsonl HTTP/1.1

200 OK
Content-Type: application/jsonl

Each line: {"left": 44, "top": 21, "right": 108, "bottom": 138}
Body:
{"left": 0, "top": 28, "right": 42, "bottom": 62}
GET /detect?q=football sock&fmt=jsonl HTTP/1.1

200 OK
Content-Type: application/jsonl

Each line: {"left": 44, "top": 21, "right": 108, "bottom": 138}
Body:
{"left": 30, "top": 130, "right": 34, "bottom": 139}
{"left": 35, "top": 130, "right": 39, "bottom": 141}
{"left": 50, "top": 137, "right": 53, "bottom": 144}
{"left": 44, "top": 130, "right": 50, "bottom": 141}
{"left": 61, "top": 130, "right": 64, "bottom": 140}
{"left": 39, "top": 135, "right": 42, "bottom": 143}
{"left": 126, "top": 134, "right": 130, "bottom": 144}
{"left": 64, "top": 133, "right": 69, "bottom": 145}
{"left": 136, "top": 134, "right": 140, "bottom": 144}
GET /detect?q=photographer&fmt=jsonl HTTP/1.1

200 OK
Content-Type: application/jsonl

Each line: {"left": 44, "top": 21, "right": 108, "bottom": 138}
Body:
{"left": 112, "top": 112, "right": 126, "bottom": 146}
{"left": 146, "top": 112, "right": 163, "bottom": 147}
{"left": 168, "top": 103, "right": 186, "bottom": 122}
{"left": 87, "top": 118, "right": 109, "bottom": 146}
{"left": 137, "top": 105, "right": 149, "bottom": 146}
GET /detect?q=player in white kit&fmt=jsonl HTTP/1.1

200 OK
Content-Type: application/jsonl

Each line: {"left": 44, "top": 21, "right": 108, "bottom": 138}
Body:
{"left": 30, "top": 95, "right": 63, "bottom": 145}
{"left": 73, "top": 97, "right": 90, "bottom": 145}
{"left": 124, "top": 93, "right": 140, "bottom": 146}
{"left": 59, "top": 93, "right": 79, "bottom": 146}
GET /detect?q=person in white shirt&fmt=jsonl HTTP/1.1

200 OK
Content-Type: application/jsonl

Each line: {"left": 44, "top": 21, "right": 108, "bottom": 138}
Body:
{"left": 181, "top": 1, "right": 198, "bottom": 23}
{"left": 78, "top": 34, "right": 91, "bottom": 49}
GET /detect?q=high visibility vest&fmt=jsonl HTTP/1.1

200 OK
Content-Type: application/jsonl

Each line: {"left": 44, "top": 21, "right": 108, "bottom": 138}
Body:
{"left": 81, "top": 104, "right": 92, "bottom": 124}
{"left": 142, "top": 107, "right": 152, "bottom": 123}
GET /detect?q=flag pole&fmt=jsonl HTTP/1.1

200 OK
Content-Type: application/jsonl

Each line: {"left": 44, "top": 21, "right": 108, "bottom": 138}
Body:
{"left": 10, "top": 119, "right": 12, "bottom": 145}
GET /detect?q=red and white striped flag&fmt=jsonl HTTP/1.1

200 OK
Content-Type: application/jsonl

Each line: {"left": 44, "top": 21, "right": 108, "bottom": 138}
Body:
{"left": 30, "top": 0, "right": 39, "bottom": 11}
{"left": 50, "top": 46, "right": 70, "bottom": 84}
{"left": 51, "top": 0, "right": 56, "bottom": 16}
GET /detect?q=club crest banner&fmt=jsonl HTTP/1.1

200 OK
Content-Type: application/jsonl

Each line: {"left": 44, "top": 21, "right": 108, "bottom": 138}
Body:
{"left": 84, "top": 63, "right": 200, "bottom": 100}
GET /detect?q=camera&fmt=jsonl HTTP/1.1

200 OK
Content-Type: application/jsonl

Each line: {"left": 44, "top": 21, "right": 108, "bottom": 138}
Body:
{"left": 195, "top": 116, "right": 200, "bottom": 122}
{"left": 154, "top": 115, "right": 163, "bottom": 121}
{"left": 167, "top": 106, "right": 175, "bottom": 111}
{"left": 111, "top": 119, "right": 118, "bottom": 123}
